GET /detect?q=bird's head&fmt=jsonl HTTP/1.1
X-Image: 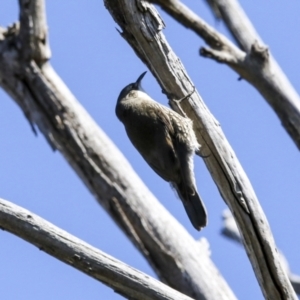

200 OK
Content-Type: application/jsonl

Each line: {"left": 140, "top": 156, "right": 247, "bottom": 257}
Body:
{"left": 117, "top": 71, "right": 147, "bottom": 102}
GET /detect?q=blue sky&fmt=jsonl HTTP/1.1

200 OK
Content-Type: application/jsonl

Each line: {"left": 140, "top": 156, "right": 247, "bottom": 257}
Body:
{"left": 1, "top": 1, "right": 300, "bottom": 299}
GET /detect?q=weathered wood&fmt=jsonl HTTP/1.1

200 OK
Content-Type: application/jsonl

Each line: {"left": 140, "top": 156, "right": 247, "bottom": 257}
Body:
{"left": 106, "top": 0, "right": 296, "bottom": 299}
{"left": 221, "top": 209, "right": 300, "bottom": 295}
{"left": 0, "top": 1, "right": 237, "bottom": 299}
{"left": 0, "top": 198, "right": 194, "bottom": 300}
{"left": 153, "top": 0, "right": 300, "bottom": 150}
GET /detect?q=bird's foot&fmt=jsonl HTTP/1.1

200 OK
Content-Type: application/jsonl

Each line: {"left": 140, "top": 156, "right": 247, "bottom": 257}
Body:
{"left": 172, "top": 85, "right": 196, "bottom": 103}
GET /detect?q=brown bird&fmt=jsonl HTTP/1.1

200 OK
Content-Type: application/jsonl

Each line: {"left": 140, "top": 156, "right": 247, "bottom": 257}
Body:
{"left": 115, "top": 72, "right": 207, "bottom": 230}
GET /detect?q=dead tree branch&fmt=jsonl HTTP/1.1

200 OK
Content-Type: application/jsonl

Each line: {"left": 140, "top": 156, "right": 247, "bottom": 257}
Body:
{"left": 0, "top": 1, "right": 236, "bottom": 299}
{"left": 105, "top": 0, "right": 296, "bottom": 299}
{"left": 152, "top": 0, "right": 300, "bottom": 150}
{"left": 0, "top": 197, "right": 195, "bottom": 300}
{"left": 221, "top": 210, "right": 300, "bottom": 295}
{"left": 18, "top": 0, "right": 51, "bottom": 63}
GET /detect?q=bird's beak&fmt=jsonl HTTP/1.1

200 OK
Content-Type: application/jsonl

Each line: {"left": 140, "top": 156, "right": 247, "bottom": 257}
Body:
{"left": 135, "top": 71, "right": 147, "bottom": 90}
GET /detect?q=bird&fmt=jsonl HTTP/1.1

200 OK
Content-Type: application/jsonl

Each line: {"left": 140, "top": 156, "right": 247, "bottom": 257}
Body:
{"left": 115, "top": 71, "right": 207, "bottom": 230}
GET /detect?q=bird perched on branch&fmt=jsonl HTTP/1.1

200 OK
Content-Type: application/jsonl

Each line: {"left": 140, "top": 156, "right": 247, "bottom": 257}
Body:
{"left": 115, "top": 71, "right": 207, "bottom": 230}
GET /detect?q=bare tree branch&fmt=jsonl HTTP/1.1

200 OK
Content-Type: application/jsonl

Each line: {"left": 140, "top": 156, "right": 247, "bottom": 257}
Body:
{"left": 0, "top": 197, "right": 195, "bottom": 300}
{"left": 204, "top": 0, "right": 263, "bottom": 51}
{"left": 105, "top": 1, "right": 296, "bottom": 299}
{"left": 18, "top": 0, "right": 51, "bottom": 63}
{"left": 0, "top": 1, "right": 237, "bottom": 299}
{"left": 221, "top": 210, "right": 300, "bottom": 295}
{"left": 152, "top": 0, "right": 300, "bottom": 150}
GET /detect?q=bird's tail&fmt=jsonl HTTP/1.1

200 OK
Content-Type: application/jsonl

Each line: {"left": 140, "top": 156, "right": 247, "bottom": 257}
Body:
{"left": 182, "top": 191, "right": 207, "bottom": 231}
{"left": 173, "top": 182, "right": 208, "bottom": 231}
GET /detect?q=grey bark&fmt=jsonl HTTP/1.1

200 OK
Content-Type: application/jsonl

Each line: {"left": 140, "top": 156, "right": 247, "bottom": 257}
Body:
{"left": 221, "top": 210, "right": 300, "bottom": 295}
{"left": 152, "top": 0, "right": 300, "bottom": 150}
{"left": 0, "top": 197, "right": 195, "bottom": 300}
{"left": 0, "top": 1, "right": 236, "bottom": 300}
{"left": 106, "top": 0, "right": 296, "bottom": 299}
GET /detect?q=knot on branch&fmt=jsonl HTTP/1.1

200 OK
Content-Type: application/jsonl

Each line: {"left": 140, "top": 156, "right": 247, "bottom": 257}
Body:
{"left": 200, "top": 47, "right": 219, "bottom": 60}
{"left": 200, "top": 47, "right": 233, "bottom": 65}
{"left": 2, "top": 23, "right": 20, "bottom": 39}
{"left": 249, "top": 41, "right": 269, "bottom": 64}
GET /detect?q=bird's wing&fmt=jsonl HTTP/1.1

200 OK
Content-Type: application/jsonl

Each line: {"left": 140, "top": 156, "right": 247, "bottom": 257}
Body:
{"left": 142, "top": 103, "right": 181, "bottom": 183}
{"left": 146, "top": 132, "right": 178, "bottom": 182}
